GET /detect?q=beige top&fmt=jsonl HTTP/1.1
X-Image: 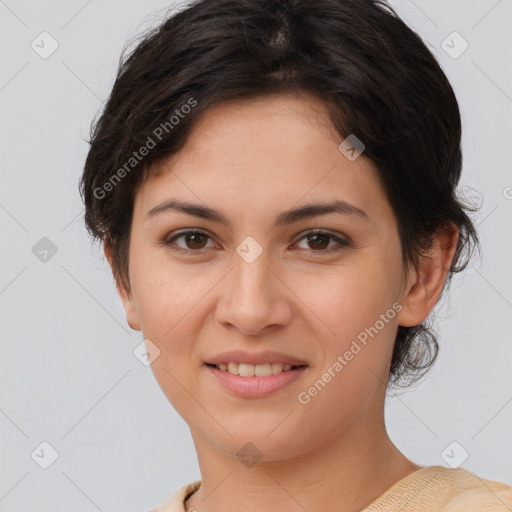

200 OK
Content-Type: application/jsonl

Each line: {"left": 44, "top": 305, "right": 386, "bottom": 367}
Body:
{"left": 148, "top": 465, "right": 512, "bottom": 511}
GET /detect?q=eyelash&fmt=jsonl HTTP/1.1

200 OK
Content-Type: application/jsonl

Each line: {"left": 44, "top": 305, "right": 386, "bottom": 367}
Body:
{"left": 161, "top": 229, "right": 351, "bottom": 255}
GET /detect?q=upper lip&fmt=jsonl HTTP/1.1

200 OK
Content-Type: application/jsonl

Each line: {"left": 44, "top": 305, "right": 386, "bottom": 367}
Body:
{"left": 205, "top": 350, "right": 308, "bottom": 366}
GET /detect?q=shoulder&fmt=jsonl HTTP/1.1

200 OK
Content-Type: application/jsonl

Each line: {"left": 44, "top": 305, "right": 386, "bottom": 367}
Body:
{"left": 364, "top": 465, "right": 512, "bottom": 511}
{"left": 436, "top": 466, "right": 512, "bottom": 511}
{"left": 147, "top": 480, "right": 201, "bottom": 512}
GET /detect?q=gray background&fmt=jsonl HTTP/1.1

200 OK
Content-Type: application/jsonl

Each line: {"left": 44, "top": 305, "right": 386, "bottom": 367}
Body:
{"left": 1, "top": 0, "right": 511, "bottom": 510}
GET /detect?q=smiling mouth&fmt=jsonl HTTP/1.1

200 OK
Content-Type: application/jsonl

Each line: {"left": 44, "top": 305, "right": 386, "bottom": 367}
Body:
{"left": 205, "top": 362, "right": 307, "bottom": 377}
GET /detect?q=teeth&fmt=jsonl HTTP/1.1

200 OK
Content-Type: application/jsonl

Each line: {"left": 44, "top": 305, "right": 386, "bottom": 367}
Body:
{"left": 215, "top": 362, "right": 296, "bottom": 376}
{"left": 239, "top": 363, "right": 256, "bottom": 377}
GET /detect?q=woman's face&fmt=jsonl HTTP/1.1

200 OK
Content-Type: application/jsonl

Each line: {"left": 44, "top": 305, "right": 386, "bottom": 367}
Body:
{"left": 118, "top": 93, "right": 418, "bottom": 460}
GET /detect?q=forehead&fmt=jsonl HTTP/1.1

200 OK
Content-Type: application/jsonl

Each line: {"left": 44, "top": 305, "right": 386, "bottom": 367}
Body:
{"left": 134, "top": 93, "right": 394, "bottom": 227}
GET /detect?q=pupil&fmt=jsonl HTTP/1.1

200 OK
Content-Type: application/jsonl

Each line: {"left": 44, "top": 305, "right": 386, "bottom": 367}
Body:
{"left": 187, "top": 233, "right": 206, "bottom": 249}
{"left": 309, "top": 234, "right": 328, "bottom": 250}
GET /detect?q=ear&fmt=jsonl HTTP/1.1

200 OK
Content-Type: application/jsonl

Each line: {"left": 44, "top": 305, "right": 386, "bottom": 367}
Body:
{"left": 396, "top": 222, "right": 459, "bottom": 328}
{"left": 104, "top": 239, "right": 142, "bottom": 331}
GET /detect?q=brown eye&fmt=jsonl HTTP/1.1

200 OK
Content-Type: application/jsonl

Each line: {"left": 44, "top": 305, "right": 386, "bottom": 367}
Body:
{"left": 183, "top": 232, "right": 209, "bottom": 250}
{"left": 164, "top": 230, "right": 216, "bottom": 252}
{"left": 294, "top": 230, "right": 350, "bottom": 253}
{"left": 306, "top": 234, "right": 331, "bottom": 250}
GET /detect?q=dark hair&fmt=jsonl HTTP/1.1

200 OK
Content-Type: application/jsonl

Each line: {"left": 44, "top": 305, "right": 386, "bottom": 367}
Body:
{"left": 80, "top": 0, "right": 480, "bottom": 387}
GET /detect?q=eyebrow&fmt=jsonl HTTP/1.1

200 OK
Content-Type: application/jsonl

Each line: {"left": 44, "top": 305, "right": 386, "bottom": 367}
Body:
{"left": 145, "top": 199, "right": 369, "bottom": 227}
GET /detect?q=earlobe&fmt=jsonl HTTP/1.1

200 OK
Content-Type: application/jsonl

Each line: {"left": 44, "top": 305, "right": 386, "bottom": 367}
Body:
{"left": 103, "top": 239, "right": 142, "bottom": 331}
{"left": 397, "top": 223, "right": 459, "bottom": 328}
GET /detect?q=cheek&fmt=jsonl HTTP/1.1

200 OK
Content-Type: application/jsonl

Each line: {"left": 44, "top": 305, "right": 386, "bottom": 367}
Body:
{"left": 130, "top": 254, "right": 219, "bottom": 351}
{"left": 129, "top": 260, "right": 216, "bottom": 412}
{"left": 291, "top": 269, "right": 398, "bottom": 425}
{"left": 132, "top": 238, "right": 204, "bottom": 302}
{"left": 289, "top": 263, "right": 399, "bottom": 348}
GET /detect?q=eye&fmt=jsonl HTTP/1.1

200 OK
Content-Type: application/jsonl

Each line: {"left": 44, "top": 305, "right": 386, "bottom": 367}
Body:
{"left": 162, "top": 229, "right": 218, "bottom": 252}
{"left": 293, "top": 230, "right": 350, "bottom": 254}
{"left": 161, "top": 228, "right": 350, "bottom": 255}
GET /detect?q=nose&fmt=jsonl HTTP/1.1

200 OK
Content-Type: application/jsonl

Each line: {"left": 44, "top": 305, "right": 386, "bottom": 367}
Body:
{"left": 215, "top": 249, "right": 293, "bottom": 336}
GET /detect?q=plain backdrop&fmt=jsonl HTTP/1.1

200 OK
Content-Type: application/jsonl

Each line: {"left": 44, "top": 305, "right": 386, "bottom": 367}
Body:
{"left": 1, "top": 0, "right": 511, "bottom": 510}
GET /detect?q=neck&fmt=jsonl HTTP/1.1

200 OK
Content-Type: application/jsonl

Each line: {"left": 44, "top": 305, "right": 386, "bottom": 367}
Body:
{"left": 185, "top": 412, "right": 420, "bottom": 512}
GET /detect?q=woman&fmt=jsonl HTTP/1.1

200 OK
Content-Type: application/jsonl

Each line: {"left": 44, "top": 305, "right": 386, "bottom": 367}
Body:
{"left": 80, "top": 0, "right": 512, "bottom": 510}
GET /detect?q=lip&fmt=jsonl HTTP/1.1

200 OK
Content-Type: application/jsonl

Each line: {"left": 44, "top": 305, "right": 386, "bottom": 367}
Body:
{"left": 204, "top": 350, "right": 308, "bottom": 366}
{"left": 205, "top": 364, "right": 308, "bottom": 398}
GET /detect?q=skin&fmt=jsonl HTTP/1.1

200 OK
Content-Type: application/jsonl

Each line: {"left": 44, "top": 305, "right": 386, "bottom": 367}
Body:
{"left": 106, "top": 92, "right": 459, "bottom": 512}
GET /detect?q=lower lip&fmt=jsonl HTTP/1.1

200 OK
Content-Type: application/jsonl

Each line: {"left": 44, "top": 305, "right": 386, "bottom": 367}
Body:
{"left": 205, "top": 364, "right": 308, "bottom": 398}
